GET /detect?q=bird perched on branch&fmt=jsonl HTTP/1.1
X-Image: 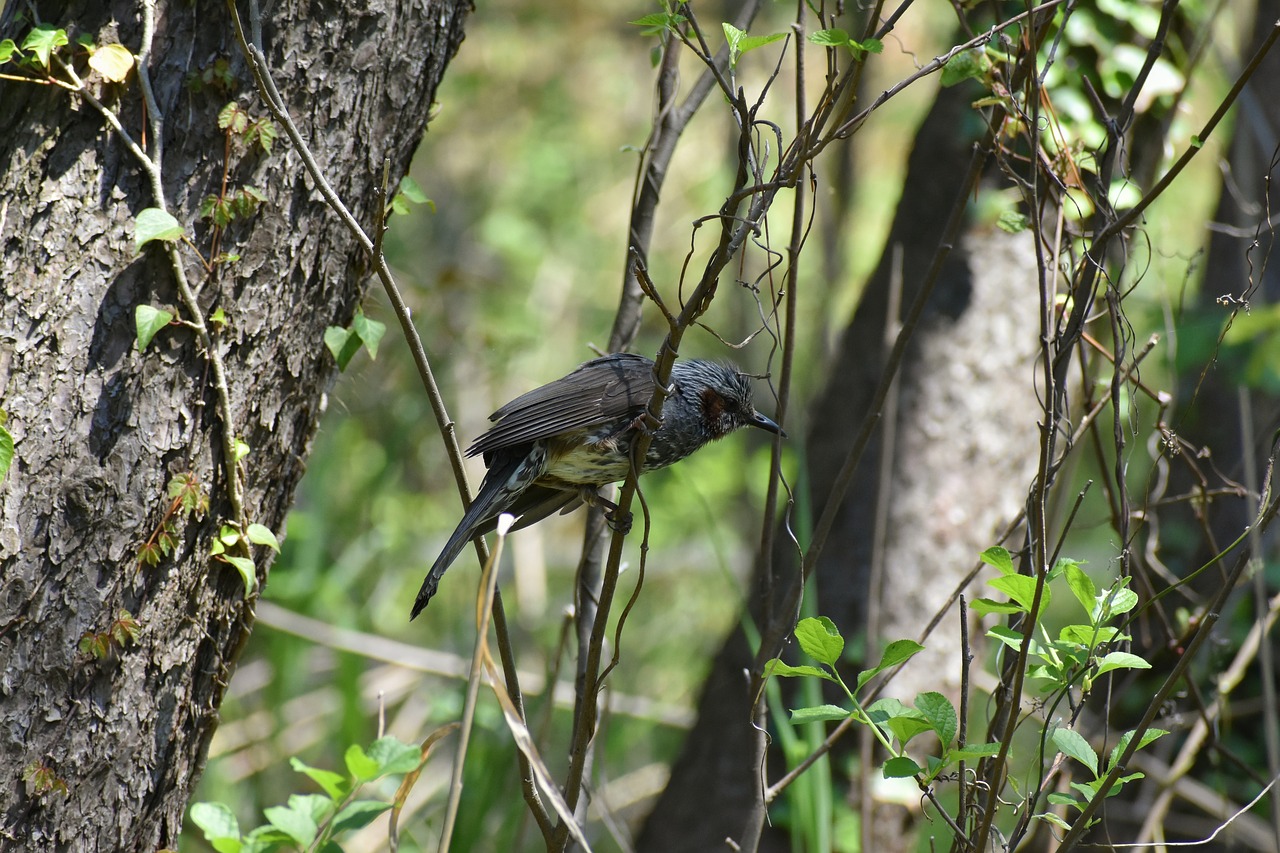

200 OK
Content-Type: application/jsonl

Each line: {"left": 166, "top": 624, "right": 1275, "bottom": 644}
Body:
{"left": 411, "top": 352, "right": 784, "bottom": 618}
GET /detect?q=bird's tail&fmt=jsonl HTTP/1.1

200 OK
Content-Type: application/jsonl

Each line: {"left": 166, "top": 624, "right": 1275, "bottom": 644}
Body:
{"left": 411, "top": 453, "right": 529, "bottom": 619}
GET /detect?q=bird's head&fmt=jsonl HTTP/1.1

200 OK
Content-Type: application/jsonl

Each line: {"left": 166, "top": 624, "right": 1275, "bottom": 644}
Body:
{"left": 673, "top": 360, "right": 786, "bottom": 441}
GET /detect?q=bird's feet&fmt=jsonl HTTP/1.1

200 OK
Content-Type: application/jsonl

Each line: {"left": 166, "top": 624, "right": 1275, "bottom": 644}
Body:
{"left": 605, "top": 507, "right": 633, "bottom": 535}
{"left": 580, "top": 487, "right": 634, "bottom": 535}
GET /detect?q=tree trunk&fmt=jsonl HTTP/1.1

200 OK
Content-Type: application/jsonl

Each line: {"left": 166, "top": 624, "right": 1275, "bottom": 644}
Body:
{"left": 0, "top": 1, "right": 468, "bottom": 849}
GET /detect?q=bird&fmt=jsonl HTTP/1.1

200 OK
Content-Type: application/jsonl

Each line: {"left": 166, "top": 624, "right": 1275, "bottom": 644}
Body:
{"left": 411, "top": 352, "right": 784, "bottom": 617}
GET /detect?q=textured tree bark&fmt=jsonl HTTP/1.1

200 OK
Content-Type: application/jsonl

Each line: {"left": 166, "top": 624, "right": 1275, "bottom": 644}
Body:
{"left": 0, "top": 1, "right": 469, "bottom": 849}
{"left": 638, "top": 81, "right": 1043, "bottom": 852}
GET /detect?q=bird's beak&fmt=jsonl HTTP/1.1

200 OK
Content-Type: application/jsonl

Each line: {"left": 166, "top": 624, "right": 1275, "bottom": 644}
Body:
{"left": 749, "top": 411, "right": 786, "bottom": 438}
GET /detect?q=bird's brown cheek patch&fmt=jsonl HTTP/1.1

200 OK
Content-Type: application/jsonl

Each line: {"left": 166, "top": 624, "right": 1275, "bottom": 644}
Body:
{"left": 701, "top": 387, "right": 726, "bottom": 423}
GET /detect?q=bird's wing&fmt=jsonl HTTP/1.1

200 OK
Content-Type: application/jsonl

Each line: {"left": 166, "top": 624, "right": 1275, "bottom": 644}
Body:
{"left": 467, "top": 353, "right": 656, "bottom": 456}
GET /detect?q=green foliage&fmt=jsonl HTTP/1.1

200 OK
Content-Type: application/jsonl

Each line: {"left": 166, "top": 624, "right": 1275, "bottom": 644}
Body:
{"left": 389, "top": 176, "right": 434, "bottom": 217}
{"left": 211, "top": 524, "right": 261, "bottom": 597}
{"left": 20, "top": 24, "right": 67, "bottom": 69}
{"left": 324, "top": 310, "right": 386, "bottom": 371}
{"left": 134, "top": 208, "right": 184, "bottom": 251}
{"left": 190, "top": 735, "right": 425, "bottom": 853}
{"left": 976, "top": 557, "right": 1149, "bottom": 693}
{"left": 807, "top": 28, "right": 883, "bottom": 59}
{"left": 0, "top": 410, "right": 13, "bottom": 484}
{"left": 770, "top": 545, "right": 1159, "bottom": 838}
{"left": 1040, "top": 726, "right": 1168, "bottom": 829}
{"left": 134, "top": 305, "right": 175, "bottom": 352}
{"left": 721, "top": 23, "right": 786, "bottom": 70}
{"left": 78, "top": 609, "right": 141, "bottom": 660}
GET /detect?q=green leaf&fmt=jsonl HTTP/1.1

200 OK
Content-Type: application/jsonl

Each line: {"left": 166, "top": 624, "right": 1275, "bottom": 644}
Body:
{"left": 1107, "top": 728, "right": 1168, "bottom": 773}
{"left": 738, "top": 32, "right": 787, "bottom": 54}
{"left": 809, "top": 28, "right": 850, "bottom": 48}
{"left": 1047, "top": 791, "right": 1085, "bottom": 808}
{"left": 324, "top": 325, "right": 361, "bottom": 371}
{"left": 0, "top": 39, "right": 21, "bottom": 64}
{"left": 332, "top": 800, "right": 394, "bottom": 832}
{"left": 1096, "top": 585, "right": 1139, "bottom": 620}
{"left": 883, "top": 710, "right": 934, "bottom": 746}
{"left": 190, "top": 802, "right": 241, "bottom": 845}
{"left": 287, "top": 793, "right": 334, "bottom": 823}
{"left": 218, "top": 102, "right": 249, "bottom": 134}
{"left": 948, "top": 741, "right": 1001, "bottom": 761}
{"left": 351, "top": 311, "right": 386, "bottom": 360}
{"left": 1060, "top": 624, "right": 1121, "bottom": 647}
{"left": 764, "top": 659, "right": 834, "bottom": 680}
{"left": 979, "top": 546, "right": 1015, "bottom": 575}
{"left": 134, "top": 305, "right": 174, "bottom": 352}
{"left": 246, "top": 523, "right": 280, "bottom": 552}
{"left": 883, "top": 756, "right": 922, "bottom": 778}
{"left": 915, "top": 692, "right": 958, "bottom": 748}
{"left": 985, "top": 624, "right": 1027, "bottom": 651}
{"left": 856, "top": 639, "right": 925, "bottom": 692}
{"left": 795, "top": 616, "right": 843, "bottom": 666}
{"left": 398, "top": 175, "right": 431, "bottom": 206}
{"left": 1064, "top": 562, "right": 1097, "bottom": 617}
{"left": 263, "top": 803, "right": 317, "bottom": 847}
{"left": 1092, "top": 651, "right": 1150, "bottom": 678}
{"left": 789, "top": 704, "right": 852, "bottom": 724}
{"left": 996, "top": 209, "right": 1029, "bottom": 234}
{"left": 1035, "top": 812, "right": 1073, "bottom": 830}
{"left": 0, "top": 417, "right": 13, "bottom": 484}
{"left": 629, "top": 12, "right": 687, "bottom": 36}
{"left": 21, "top": 25, "right": 68, "bottom": 69}
{"left": 1052, "top": 727, "right": 1098, "bottom": 777}
{"left": 989, "top": 574, "right": 1047, "bottom": 614}
{"left": 290, "top": 757, "right": 348, "bottom": 800}
{"left": 234, "top": 438, "right": 250, "bottom": 462}
{"left": 219, "top": 525, "right": 242, "bottom": 546}
{"left": 941, "top": 47, "right": 990, "bottom": 87}
{"left": 134, "top": 208, "right": 184, "bottom": 250}
{"left": 89, "top": 43, "right": 134, "bottom": 82}
{"left": 367, "top": 735, "right": 423, "bottom": 776}
{"left": 223, "top": 555, "right": 257, "bottom": 596}
{"left": 969, "top": 597, "right": 1025, "bottom": 616}
{"left": 345, "top": 744, "right": 381, "bottom": 782}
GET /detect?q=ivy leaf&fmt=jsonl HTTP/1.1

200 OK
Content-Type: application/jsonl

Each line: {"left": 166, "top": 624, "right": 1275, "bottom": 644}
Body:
{"left": 21, "top": 25, "right": 68, "bottom": 69}
{"left": 134, "top": 305, "right": 174, "bottom": 352}
{"left": 351, "top": 311, "right": 386, "bottom": 360}
{"left": 324, "top": 326, "right": 360, "bottom": 371}
{"left": 88, "top": 43, "right": 134, "bottom": 82}
{"left": 222, "top": 555, "right": 257, "bottom": 597}
{"left": 134, "top": 208, "right": 184, "bottom": 250}
{"left": 246, "top": 523, "right": 280, "bottom": 552}
{"left": 0, "top": 414, "right": 13, "bottom": 484}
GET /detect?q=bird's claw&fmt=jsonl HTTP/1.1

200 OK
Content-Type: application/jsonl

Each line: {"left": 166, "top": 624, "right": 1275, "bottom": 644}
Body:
{"left": 605, "top": 508, "right": 633, "bottom": 535}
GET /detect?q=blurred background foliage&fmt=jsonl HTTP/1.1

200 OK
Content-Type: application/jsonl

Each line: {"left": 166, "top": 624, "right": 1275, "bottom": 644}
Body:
{"left": 186, "top": 0, "right": 1276, "bottom": 849}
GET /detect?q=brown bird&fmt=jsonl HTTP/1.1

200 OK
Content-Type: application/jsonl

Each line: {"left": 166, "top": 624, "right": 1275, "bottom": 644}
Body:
{"left": 411, "top": 353, "right": 784, "bottom": 617}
